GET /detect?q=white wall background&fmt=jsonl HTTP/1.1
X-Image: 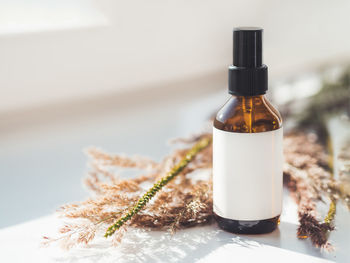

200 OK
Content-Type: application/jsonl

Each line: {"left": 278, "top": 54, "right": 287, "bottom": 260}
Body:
{"left": 1, "top": 0, "right": 350, "bottom": 114}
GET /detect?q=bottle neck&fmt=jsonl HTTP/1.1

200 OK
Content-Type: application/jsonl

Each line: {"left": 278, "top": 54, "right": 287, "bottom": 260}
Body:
{"left": 232, "top": 94, "right": 265, "bottom": 101}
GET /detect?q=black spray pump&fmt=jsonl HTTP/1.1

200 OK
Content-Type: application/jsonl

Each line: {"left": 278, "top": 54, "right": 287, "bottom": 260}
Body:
{"left": 228, "top": 27, "right": 268, "bottom": 96}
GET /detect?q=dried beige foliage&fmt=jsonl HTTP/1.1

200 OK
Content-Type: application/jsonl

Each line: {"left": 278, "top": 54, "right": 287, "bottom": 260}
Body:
{"left": 45, "top": 132, "right": 338, "bottom": 249}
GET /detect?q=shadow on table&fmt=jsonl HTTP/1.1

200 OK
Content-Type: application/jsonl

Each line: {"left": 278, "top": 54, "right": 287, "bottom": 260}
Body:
{"left": 53, "top": 222, "right": 331, "bottom": 263}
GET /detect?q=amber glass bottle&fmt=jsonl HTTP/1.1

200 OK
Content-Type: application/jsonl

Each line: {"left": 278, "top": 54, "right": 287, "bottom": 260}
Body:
{"left": 213, "top": 28, "right": 283, "bottom": 234}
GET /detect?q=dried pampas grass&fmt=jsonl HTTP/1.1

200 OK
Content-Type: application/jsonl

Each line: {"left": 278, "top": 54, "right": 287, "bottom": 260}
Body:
{"left": 44, "top": 131, "right": 339, "bottom": 250}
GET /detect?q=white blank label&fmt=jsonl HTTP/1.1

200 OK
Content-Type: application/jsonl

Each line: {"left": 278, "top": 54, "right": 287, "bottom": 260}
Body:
{"left": 213, "top": 127, "right": 283, "bottom": 220}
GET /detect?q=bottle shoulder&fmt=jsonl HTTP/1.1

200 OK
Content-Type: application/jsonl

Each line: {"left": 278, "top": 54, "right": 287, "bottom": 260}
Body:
{"left": 214, "top": 95, "right": 282, "bottom": 133}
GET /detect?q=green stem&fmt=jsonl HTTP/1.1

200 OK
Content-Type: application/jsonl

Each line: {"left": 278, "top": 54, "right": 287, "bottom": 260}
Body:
{"left": 324, "top": 137, "right": 337, "bottom": 226}
{"left": 324, "top": 199, "right": 336, "bottom": 225}
{"left": 104, "top": 136, "right": 212, "bottom": 238}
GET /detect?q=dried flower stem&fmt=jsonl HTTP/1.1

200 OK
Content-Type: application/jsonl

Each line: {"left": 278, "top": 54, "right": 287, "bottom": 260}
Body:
{"left": 104, "top": 136, "right": 212, "bottom": 237}
{"left": 324, "top": 199, "right": 336, "bottom": 225}
{"left": 324, "top": 139, "right": 337, "bottom": 227}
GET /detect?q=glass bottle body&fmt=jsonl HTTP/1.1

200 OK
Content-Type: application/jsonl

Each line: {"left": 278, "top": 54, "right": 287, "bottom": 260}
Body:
{"left": 213, "top": 95, "right": 282, "bottom": 234}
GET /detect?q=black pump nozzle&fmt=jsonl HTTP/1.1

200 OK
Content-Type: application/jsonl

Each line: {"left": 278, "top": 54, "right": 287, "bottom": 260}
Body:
{"left": 233, "top": 27, "right": 263, "bottom": 68}
{"left": 228, "top": 27, "right": 268, "bottom": 96}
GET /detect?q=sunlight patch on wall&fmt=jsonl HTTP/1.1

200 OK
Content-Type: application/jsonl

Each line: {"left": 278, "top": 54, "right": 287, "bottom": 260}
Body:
{"left": 0, "top": 0, "right": 108, "bottom": 36}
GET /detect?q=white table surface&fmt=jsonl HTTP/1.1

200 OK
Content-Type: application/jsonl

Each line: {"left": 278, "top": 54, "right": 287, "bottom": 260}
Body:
{"left": 1, "top": 192, "right": 348, "bottom": 263}
{"left": 1, "top": 89, "right": 349, "bottom": 262}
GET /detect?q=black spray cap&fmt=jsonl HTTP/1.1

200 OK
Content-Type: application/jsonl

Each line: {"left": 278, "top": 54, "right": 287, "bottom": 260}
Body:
{"left": 233, "top": 27, "right": 262, "bottom": 67}
{"left": 229, "top": 27, "right": 268, "bottom": 96}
